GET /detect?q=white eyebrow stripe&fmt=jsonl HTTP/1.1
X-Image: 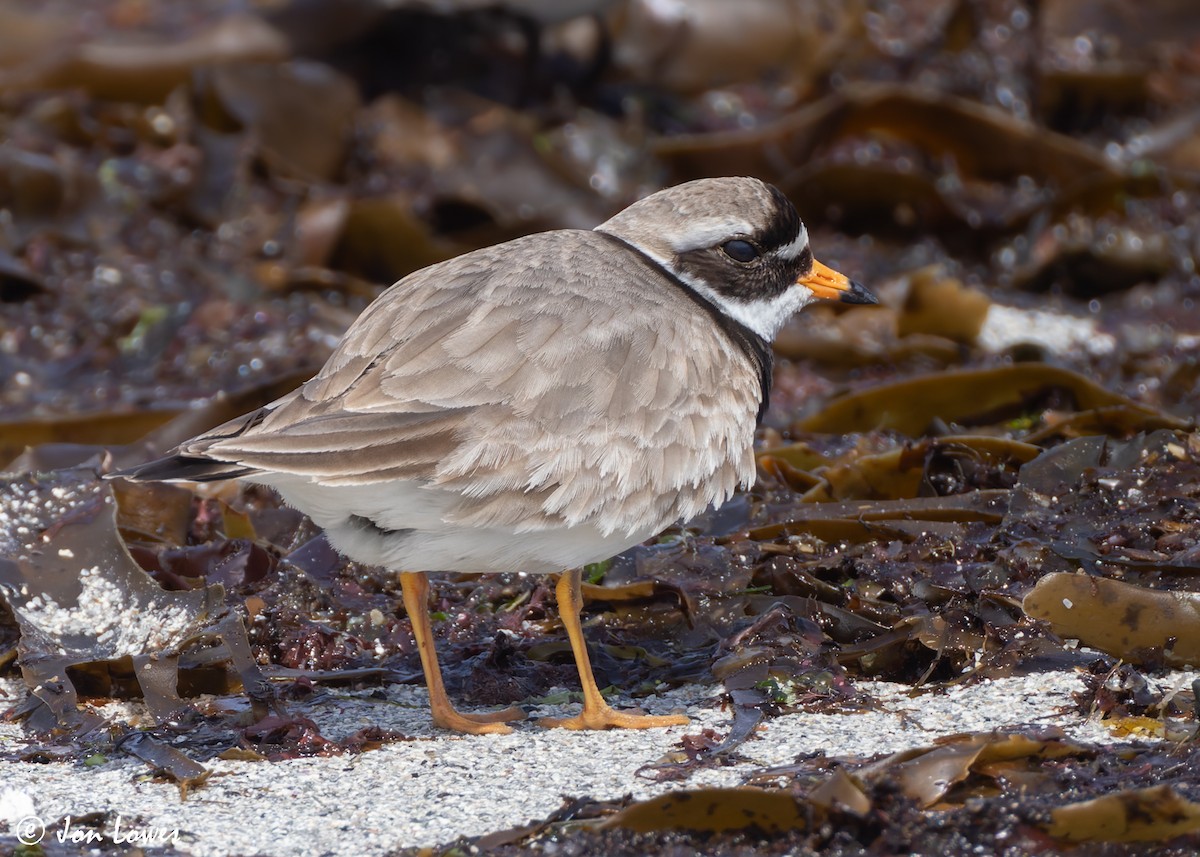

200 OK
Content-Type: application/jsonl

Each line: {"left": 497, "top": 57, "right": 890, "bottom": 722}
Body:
{"left": 775, "top": 224, "right": 809, "bottom": 260}
{"left": 598, "top": 217, "right": 809, "bottom": 259}
{"left": 654, "top": 219, "right": 757, "bottom": 254}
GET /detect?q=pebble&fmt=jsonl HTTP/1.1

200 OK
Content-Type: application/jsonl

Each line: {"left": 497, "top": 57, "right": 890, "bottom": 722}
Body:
{"left": 1, "top": 668, "right": 1191, "bottom": 853}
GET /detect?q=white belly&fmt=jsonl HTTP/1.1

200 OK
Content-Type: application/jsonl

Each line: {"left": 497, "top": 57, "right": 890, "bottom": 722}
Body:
{"left": 259, "top": 475, "right": 665, "bottom": 574}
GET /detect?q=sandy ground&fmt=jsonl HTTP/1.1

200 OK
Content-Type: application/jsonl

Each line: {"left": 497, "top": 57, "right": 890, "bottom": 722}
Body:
{"left": 2, "top": 666, "right": 1188, "bottom": 855}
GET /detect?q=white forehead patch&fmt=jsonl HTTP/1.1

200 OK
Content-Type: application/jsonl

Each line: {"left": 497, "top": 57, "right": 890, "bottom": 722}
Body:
{"left": 775, "top": 223, "right": 810, "bottom": 260}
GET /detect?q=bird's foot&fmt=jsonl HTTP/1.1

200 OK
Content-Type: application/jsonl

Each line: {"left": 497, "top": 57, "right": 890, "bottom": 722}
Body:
{"left": 432, "top": 705, "right": 527, "bottom": 735}
{"left": 538, "top": 703, "right": 688, "bottom": 731}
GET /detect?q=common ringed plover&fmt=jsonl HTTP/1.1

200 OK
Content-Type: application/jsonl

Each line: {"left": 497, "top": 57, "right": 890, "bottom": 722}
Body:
{"left": 115, "top": 176, "right": 877, "bottom": 733}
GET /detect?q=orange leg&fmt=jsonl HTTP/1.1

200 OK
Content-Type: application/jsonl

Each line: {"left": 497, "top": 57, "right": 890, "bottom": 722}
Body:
{"left": 400, "top": 571, "right": 525, "bottom": 734}
{"left": 538, "top": 567, "right": 689, "bottom": 730}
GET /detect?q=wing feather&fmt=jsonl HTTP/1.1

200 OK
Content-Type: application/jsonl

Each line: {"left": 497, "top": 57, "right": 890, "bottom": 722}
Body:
{"left": 175, "top": 230, "right": 761, "bottom": 535}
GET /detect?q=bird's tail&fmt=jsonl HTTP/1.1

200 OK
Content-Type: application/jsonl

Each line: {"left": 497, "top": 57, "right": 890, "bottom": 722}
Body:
{"left": 108, "top": 404, "right": 274, "bottom": 483}
{"left": 108, "top": 455, "right": 256, "bottom": 483}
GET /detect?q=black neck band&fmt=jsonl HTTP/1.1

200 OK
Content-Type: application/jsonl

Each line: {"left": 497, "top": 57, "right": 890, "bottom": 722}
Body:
{"left": 597, "top": 231, "right": 774, "bottom": 424}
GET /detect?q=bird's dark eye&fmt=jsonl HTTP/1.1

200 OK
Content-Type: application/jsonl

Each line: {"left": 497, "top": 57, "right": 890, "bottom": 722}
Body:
{"left": 722, "top": 239, "right": 759, "bottom": 263}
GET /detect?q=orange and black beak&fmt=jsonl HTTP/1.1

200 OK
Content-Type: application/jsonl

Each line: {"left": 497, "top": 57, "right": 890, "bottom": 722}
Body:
{"left": 798, "top": 260, "right": 877, "bottom": 305}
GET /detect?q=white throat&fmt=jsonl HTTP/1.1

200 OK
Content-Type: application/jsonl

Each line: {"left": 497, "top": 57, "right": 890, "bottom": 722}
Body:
{"left": 627, "top": 244, "right": 814, "bottom": 342}
{"left": 680, "top": 273, "right": 814, "bottom": 341}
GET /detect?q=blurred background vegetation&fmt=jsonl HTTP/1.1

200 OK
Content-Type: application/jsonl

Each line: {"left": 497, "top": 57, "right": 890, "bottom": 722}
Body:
{"left": 1, "top": 0, "right": 1198, "bottom": 439}
{"left": 4, "top": 8, "right": 1200, "bottom": 848}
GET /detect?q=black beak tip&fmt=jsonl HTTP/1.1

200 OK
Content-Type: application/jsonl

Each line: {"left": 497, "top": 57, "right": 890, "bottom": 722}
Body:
{"left": 840, "top": 280, "right": 879, "bottom": 305}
